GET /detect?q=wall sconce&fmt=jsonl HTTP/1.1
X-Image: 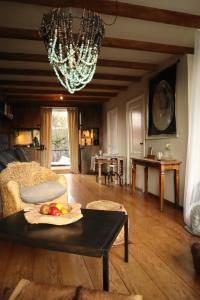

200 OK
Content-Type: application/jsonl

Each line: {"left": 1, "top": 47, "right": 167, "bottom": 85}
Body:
{"left": 82, "top": 130, "right": 91, "bottom": 138}
{"left": 79, "top": 128, "right": 99, "bottom": 146}
{"left": 80, "top": 129, "right": 92, "bottom": 146}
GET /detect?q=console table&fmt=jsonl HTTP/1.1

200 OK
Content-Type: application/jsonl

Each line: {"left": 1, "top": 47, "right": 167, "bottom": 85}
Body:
{"left": 131, "top": 157, "right": 181, "bottom": 211}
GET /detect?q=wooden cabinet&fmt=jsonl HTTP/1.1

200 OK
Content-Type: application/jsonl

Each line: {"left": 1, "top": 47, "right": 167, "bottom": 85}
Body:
{"left": 80, "top": 146, "right": 100, "bottom": 174}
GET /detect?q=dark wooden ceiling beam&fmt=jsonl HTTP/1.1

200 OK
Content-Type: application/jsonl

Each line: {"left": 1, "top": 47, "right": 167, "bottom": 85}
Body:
{"left": 6, "top": 95, "right": 109, "bottom": 102}
{"left": 0, "top": 27, "right": 194, "bottom": 54}
{"left": 6, "top": 101, "right": 103, "bottom": 107}
{"left": 0, "top": 68, "right": 139, "bottom": 81}
{"left": 0, "top": 52, "right": 157, "bottom": 71}
{"left": 0, "top": 52, "right": 47, "bottom": 62}
{"left": 98, "top": 59, "right": 157, "bottom": 71}
{"left": 0, "top": 79, "right": 127, "bottom": 91}
{"left": 0, "top": 27, "right": 39, "bottom": 40}
{"left": 103, "top": 37, "right": 193, "bottom": 54}
{"left": 2, "top": 88, "right": 117, "bottom": 97}
{"left": 6, "top": 0, "right": 200, "bottom": 28}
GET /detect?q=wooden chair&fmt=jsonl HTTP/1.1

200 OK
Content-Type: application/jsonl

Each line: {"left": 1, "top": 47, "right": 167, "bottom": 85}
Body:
{"left": 105, "top": 158, "right": 122, "bottom": 185}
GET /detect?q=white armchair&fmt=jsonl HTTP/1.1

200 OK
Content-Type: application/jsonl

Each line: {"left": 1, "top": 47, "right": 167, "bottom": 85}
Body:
{"left": 0, "top": 161, "right": 68, "bottom": 217}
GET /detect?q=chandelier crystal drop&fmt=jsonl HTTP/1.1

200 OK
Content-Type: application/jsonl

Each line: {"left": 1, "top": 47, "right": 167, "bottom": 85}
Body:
{"left": 39, "top": 8, "right": 105, "bottom": 94}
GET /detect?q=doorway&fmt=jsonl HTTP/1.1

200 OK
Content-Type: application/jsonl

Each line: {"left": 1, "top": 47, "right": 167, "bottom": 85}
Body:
{"left": 126, "top": 95, "right": 145, "bottom": 184}
{"left": 51, "top": 108, "right": 71, "bottom": 172}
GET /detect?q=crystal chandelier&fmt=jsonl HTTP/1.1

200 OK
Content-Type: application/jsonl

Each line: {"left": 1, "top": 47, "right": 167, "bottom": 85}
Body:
{"left": 40, "top": 8, "right": 105, "bottom": 94}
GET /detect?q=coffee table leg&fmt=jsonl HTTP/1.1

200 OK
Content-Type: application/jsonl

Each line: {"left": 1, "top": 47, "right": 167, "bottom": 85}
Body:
{"left": 124, "top": 218, "right": 128, "bottom": 262}
{"left": 103, "top": 252, "right": 109, "bottom": 291}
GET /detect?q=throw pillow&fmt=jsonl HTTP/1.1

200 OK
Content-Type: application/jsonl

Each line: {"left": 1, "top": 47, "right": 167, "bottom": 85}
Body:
{"left": 0, "top": 151, "right": 17, "bottom": 167}
{"left": 20, "top": 181, "right": 66, "bottom": 204}
{"left": 14, "top": 147, "right": 29, "bottom": 162}
{"left": 190, "top": 205, "right": 200, "bottom": 235}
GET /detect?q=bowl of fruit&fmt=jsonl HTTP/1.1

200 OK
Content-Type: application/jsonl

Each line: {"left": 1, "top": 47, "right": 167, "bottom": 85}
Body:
{"left": 24, "top": 202, "right": 83, "bottom": 225}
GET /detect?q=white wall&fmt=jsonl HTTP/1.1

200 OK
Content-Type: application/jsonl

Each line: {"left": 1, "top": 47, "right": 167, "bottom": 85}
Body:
{"left": 103, "top": 55, "right": 191, "bottom": 205}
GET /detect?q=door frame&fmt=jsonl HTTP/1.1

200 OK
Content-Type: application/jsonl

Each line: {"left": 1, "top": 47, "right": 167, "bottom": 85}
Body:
{"left": 107, "top": 107, "right": 118, "bottom": 154}
{"left": 126, "top": 95, "right": 145, "bottom": 184}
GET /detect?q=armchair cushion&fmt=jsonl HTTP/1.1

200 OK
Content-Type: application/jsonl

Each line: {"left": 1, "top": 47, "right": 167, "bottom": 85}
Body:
{"left": 20, "top": 181, "right": 66, "bottom": 204}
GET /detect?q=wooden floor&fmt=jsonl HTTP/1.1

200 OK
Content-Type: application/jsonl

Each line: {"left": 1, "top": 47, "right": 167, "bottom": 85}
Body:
{"left": 0, "top": 174, "right": 200, "bottom": 299}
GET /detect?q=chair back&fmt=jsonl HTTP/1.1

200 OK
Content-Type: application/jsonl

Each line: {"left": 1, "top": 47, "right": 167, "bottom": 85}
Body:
{"left": 0, "top": 161, "right": 41, "bottom": 187}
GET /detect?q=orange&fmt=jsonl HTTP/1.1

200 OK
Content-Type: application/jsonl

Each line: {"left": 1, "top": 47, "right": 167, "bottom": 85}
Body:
{"left": 61, "top": 207, "right": 69, "bottom": 215}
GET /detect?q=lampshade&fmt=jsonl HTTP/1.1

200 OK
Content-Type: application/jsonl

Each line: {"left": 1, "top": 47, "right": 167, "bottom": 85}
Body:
{"left": 15, "top": 131, "right": 32, "bottom": 145}
{"left": 82, "top": 130, "right": 91, "bottom": 138}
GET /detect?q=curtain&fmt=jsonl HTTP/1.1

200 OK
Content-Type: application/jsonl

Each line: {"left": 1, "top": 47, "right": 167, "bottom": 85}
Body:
{"left": 184, "top": 30, "right": 200, "bottom": 231}
{"left": 68, "top": 109, "right": 79, "bottom": 173}
{"left": 40, "top": 108, "right": 52, "bottom": 168}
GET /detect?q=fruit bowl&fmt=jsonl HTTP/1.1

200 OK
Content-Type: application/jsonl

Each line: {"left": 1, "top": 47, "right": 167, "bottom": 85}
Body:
{"left": 24, "top": 203, "right": 83, "bottom": 225}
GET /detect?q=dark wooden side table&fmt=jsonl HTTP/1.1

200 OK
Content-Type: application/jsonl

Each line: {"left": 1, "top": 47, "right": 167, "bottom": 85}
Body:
{"left": 131, "top": 157, "right": 181, "bottom": 212}
{"left": 0, "top": 209, "right": 128, "bottom": 291}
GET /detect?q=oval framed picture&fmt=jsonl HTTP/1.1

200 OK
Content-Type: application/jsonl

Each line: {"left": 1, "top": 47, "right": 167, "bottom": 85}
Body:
{"left": 148, "top": 64, "right": 177, "bottom": 137}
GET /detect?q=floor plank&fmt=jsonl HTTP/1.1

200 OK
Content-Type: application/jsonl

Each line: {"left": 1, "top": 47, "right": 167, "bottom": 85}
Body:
{"left": 130, "top": 244, "right": 199, "bottom": 300}
{"left": 83, "top": 255, "right": 129, "bottom": 294}
{"left": 0, "top": 174, "right": 200, "bottom": 299}
{"left": 57, "top": 252, "right": 93, "bottom": 288}
{"left": 111, "top": 246, "right": 167, "bottom": 300}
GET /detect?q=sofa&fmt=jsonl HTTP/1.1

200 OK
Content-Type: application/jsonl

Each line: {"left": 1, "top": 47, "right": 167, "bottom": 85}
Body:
{"left": 0, "top": 161, "right": 67, "bottom": 217}
{"left": 0, "top": 147, "right": 29, "bottom": 172}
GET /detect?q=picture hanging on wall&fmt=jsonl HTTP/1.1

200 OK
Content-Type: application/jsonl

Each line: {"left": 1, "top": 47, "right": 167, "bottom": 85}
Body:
{"left": 147, "top": 64, "right": 177, "bottom": 137}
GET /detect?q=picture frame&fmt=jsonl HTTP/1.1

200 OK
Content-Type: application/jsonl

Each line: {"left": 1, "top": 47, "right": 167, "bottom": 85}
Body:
{"left": 147, "top": 64, "right": 177, "bottom": 138}
{"left": 32, "top": 129, "right": 40, "bottom": 146}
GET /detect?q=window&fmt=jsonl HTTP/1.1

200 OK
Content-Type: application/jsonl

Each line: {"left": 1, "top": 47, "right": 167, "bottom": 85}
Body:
{"left": 51, "top": 109, "right": 70, "bottom": 167}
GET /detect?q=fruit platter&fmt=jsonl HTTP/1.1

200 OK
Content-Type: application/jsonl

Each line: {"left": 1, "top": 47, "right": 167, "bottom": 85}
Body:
{"left": 24, "top": 202, "right": 83, "bottom": 225}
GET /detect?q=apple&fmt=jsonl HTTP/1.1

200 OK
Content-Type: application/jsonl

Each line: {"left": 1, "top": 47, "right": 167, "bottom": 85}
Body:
{"left": 49, "top": 206, "right": 60, "bottom": 216}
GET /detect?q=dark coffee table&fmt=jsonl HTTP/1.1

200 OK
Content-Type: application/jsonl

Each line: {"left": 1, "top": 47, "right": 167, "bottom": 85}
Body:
{"left": 0, "top": 208, "right": 128, "bottom": 291}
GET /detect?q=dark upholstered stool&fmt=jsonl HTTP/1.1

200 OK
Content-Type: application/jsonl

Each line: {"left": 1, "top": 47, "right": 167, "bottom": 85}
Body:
{"left": 191, "top": 242, "right": 200, "bottom": 275}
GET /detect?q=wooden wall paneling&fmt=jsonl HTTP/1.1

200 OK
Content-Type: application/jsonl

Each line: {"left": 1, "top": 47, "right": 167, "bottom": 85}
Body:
{"left": 12, "top": 106, "right": 41, "bottom": 129}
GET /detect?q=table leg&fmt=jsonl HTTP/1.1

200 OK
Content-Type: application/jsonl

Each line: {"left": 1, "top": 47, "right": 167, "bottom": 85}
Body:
{"left": 124, "top": 218, "right": 129, "bottom": 262}
{"left": 174, "top": 168, "right": 180, "bottom": 208}
{"left": 103, "top": 252, "right": 109, "bottom": 291}
{"left": 159, "top": 166, "right": 165, "bottom": 212}
{"left": 98, "top": 163, "right": 102, "bottom": 183}
{"left": 132, "top": 162, "right": 136, "bottom": 194}
{"left": 144, "top": 166, "right": 148, "bottom": 195}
